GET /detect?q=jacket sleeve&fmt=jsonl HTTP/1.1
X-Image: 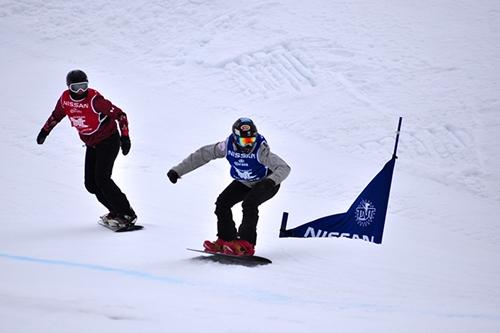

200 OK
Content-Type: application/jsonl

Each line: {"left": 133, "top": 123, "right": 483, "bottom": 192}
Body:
{"left": 171, "top": 141, "right": 227, "bottom": 177}
{"left": 258, "top": 142, "right": 291, "bottom": 185}
{"left": 41, "top": 98, "right": 66, "bottom": 133}
{"left": 93, "top": 95, "right": 129, "bottom": 136}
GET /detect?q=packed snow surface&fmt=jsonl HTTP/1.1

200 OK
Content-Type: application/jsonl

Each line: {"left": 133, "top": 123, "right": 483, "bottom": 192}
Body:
{"left": 1, "top": 1, "right": 499, "bottom": 332}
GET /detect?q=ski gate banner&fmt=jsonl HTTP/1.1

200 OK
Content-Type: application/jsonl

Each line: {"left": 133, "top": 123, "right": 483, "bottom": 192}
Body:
{"left": 279, "top": 117, "right": 402, "bottom": 244}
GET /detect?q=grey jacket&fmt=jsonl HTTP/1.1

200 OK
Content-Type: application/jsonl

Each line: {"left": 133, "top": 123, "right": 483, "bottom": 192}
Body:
{"left": 171, "top": 139, "right": 291, "bottom": 187}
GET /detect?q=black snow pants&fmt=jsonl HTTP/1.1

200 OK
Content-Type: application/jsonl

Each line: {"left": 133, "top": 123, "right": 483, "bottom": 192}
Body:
{"left": 215, "top": 180, "right": 280, "bottom": 245}
{"left": 84, "top": 131, "right": 133, "bottom": 216}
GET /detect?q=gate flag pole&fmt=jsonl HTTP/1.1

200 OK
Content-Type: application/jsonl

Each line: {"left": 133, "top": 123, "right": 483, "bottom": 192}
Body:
{"left": 393, "top": 116, "right": 402, "bottom": 159}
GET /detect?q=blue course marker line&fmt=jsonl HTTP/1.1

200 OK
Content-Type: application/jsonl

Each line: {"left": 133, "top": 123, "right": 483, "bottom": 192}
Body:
{"left": 0, "top": 252, "right": 184, "bottom": 285}
{"left": 0, "top": 252, "right": 296, "bottom": 304}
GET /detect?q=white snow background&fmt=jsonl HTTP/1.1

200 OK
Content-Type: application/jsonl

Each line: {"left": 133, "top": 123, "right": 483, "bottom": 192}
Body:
{"left": 1, "top": 1, "right": 499, "bottom": 332}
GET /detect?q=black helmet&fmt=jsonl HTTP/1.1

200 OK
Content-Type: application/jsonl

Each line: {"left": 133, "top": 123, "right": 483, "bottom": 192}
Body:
{"left": 232, "top": 118, "right": 258, "bottom": 152}
{"left": 66, "top": 69, "right": 88, "bottom": 85}
{"left": 66, "top": 70, "right": 89, "bottom": 98}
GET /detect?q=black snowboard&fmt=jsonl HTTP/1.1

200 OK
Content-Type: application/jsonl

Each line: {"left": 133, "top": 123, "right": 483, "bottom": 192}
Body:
{"left": 187, "top": 248, "right": 272, "bottom": 266}
{"left": 98, "top": 220, "right": 144, "bottom": 232}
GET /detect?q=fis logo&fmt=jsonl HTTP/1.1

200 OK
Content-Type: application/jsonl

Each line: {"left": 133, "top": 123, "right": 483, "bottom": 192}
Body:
{"left": 355, "top": 200, "right": 376, "bottom": 227}
{"left": 235, "top": 168, "right": 254, "bottom": 180}
{"left": 69, "top": 116, "right": 88, "bottom": 129}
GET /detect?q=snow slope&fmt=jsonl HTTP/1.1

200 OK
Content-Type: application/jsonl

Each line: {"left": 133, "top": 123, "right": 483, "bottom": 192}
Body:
{"left": 1, "top": 1, "right": 499, "bottom": 332}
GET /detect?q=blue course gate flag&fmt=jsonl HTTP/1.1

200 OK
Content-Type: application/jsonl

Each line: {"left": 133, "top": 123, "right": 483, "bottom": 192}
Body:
{"left": 279, "top": 117, "right": 402, "bottom": 244}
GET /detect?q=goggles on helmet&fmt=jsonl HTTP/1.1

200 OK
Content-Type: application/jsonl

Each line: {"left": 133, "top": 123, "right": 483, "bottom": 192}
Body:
{"left": 236, "top": 136, "right": 256, "bottom": 147}
{"left": 69, "top": 82, "right": 88, "bottom": 93}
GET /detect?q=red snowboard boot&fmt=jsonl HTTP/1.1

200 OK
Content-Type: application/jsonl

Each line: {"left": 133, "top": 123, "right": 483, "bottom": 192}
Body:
{"left": 203, "top": 238, "right": 227, "bottom": 253}
{"left": 222, "top": 239, "right": 255, "bottom": 256}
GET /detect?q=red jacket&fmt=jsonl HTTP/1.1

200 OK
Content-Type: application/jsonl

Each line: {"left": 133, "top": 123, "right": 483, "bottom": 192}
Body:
{"left": 42, "top": 88, "right": 129, "bottom": 146}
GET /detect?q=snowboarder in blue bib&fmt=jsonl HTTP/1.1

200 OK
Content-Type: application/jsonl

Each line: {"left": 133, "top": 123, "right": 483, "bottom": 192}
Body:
{"left": 167, "top": 118, "right": 291, "bottom": 256}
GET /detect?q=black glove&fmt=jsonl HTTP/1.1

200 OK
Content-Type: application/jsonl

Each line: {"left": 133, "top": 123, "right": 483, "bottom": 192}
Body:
{"left": 254, "top": 178, "right": 276, "bottom": 191}
{"left": 167, "top": 169, "right": 180, "bottom": 184}
{"left": 120, "top": 136, "right": 131, "bottom": 155}
{"left": 36, "top": 129, "right": 49, "bottom": 145}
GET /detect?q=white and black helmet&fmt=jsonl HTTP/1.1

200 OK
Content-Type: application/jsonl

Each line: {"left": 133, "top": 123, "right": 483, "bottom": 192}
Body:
{"left": 232, "top": 117, "right": 257, "bottom": 138}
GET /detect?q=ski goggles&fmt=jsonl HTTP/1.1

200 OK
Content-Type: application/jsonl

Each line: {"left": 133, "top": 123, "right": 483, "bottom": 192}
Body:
{"left": 236, "top": 136, "right": 256, "bottom": 147}
{"left": 68, "top": 82, "right": 89, "bottom": 93}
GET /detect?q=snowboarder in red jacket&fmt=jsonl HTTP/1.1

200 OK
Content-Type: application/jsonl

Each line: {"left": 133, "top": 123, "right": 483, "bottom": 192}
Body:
{"left": 36, "top": 70, "right": 136, "bottom": 227}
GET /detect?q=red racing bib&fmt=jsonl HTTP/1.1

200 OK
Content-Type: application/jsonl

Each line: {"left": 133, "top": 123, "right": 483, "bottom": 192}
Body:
{"left": 59, "top": 89, "right": 107, "bottom": 136}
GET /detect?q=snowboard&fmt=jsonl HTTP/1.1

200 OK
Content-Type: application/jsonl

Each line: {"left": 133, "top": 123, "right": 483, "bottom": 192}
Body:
{"left": 98, "top": 220, "right": 144, "bottom": 232}
{"left": 187, "top": 248, "right": 272, "bottom": 266}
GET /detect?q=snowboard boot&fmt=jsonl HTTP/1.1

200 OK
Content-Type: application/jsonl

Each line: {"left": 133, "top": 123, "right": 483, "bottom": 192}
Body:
{"left": 222, "top": 239, "right": 255, "bottom": 256}
{"left": 203, "top": 238, "right": 226, "bottom": 253}
{"left": 109, "top": 211, "right": 137, "bottom": 228}
{"left": 100, "top": 212, "right": 118, "bottom": 224}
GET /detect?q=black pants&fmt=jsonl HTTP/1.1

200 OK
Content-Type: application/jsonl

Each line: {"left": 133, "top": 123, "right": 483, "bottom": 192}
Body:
{"left": 84, "top": 132, "right": 133, "bottom": 216}
{"left": 214, "top": 180, "right": 280, "bottom": 245}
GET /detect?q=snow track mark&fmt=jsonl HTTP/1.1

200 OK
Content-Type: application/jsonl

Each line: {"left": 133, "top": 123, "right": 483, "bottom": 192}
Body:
{"left": 222, "top": 44, "right": 316, "bottom": 97}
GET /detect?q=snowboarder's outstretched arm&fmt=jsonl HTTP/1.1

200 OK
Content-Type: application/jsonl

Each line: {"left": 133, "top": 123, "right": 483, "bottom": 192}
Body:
{"left": 167, "top": 141, "right": 226, "bottom": 183}
{"left": 36, "top": 98, "right": 66, "bottom": 144}
{"left": 257, "top": 142, "right": 291, "bottom": 185}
